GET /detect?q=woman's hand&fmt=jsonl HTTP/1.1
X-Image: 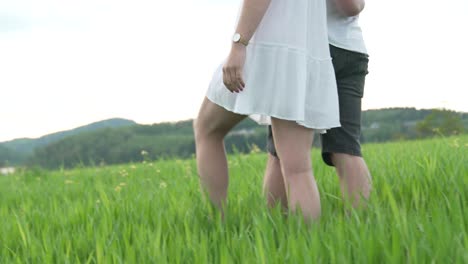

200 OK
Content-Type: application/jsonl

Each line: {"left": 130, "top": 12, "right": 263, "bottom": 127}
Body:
{"left": 223, "top": 44, "right": 247, "bottom": 93}
{"left": 221, "top": 0, "right": 271, "bottom": 93}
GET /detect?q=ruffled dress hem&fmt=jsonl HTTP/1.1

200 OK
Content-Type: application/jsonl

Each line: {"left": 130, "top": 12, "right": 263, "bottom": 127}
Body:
{"left": 205, "top": 95, "right": 341, "bottom": 134}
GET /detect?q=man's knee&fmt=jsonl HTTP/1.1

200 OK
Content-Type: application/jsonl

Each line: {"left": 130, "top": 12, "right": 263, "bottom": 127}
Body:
{"left": 331, "top": 153, "right": 363, "bottom": 166}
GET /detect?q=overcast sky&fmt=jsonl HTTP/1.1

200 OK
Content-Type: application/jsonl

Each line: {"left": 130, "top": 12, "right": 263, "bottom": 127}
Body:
{"left": 1, "top": 0, "right": 467, "bottom": 142}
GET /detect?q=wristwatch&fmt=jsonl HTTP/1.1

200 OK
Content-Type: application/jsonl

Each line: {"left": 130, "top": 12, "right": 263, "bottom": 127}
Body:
{"left": 232, "top": 33, "right": 249, "bottom": 46}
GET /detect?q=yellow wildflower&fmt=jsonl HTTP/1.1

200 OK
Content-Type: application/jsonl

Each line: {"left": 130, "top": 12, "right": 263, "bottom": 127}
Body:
{"left": 250, "top": 144, "right": 261, "bottom": 154}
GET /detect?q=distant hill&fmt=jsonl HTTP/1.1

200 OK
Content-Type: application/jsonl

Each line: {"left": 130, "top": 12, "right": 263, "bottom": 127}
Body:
{"left": 0, "top": 118, "right": 136, "bottom": 166}
{"left": 2, "top": 108, "right": 466, "bottom": 169}
{"left": 28, "top": 118, "right": 265, "bottom": 169}
{"left": 0, "top": 145, "right": 24, "bottom": 167}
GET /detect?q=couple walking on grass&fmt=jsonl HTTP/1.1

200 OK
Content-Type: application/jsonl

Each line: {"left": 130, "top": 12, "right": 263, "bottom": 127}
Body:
{"left": 194, "top": 0, "right": 372, "bottom": 222}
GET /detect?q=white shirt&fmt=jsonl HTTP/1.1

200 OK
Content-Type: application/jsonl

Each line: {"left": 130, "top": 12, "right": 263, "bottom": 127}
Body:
{"left": 327, "top": 2, "right": 368, "bottom": 54}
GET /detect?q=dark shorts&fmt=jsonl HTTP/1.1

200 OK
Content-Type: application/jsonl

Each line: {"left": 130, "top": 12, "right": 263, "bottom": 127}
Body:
{"left": 267, "top": 45, "right": 369, "bottom": 166}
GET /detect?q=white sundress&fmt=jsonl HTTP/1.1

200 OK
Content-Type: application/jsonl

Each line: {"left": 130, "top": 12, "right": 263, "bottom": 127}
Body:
{"left": 206, "top": 0, "right": 340, "bottom": 132}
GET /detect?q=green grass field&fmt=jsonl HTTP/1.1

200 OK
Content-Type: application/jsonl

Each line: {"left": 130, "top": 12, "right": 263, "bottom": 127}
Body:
{"left": 1, "top": 135, "right": 467, "bottom": 263}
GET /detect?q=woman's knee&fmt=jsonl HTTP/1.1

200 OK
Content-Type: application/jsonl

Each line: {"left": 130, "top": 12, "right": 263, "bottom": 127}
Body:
{"left": 194, "top": 115, "right": 227, "bottom": 143}
{"left": 280, "top": 157, "right": 312, "bottom": 176}
{"left": 194, "top": 117, "right": 213, "bottom": 142}
{"left": 193, "top": 119, "right": 202, "bottom": 141}
{"left": 195, "top": 98, "right": 245, "bottom": 141}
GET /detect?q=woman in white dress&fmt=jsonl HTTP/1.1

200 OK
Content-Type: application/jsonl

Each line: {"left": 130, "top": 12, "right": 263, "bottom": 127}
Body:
{"left": 194, "top": 0, "right": 340, "bottom": 221}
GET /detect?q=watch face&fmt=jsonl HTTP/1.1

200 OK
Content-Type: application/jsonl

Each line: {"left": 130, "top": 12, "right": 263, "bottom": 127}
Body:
{"left": 232, "top": 33, "right": 241, "bottom": 42}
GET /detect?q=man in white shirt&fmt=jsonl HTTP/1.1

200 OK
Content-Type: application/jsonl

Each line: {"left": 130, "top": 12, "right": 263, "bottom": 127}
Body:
{"left": 264, "top": 0, "right": 371, "bottom": 209}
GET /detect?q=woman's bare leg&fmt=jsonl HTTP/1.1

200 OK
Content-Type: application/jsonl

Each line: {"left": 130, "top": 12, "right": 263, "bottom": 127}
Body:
{"left": 271, "top": 118, "right": 321, "bottom": 221}
{"left": 193, "top": 97, "right": 246, "bottom": 211}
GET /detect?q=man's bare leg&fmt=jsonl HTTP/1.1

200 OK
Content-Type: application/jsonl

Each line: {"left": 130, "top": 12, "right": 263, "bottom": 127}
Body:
{"left": 331, "top": 153, "right": 371, "bottom": 208}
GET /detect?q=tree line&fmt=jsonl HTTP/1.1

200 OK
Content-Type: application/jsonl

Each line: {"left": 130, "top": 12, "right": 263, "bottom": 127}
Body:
{"left": 0, "top": 108, "right": 465, "bottom": 169}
